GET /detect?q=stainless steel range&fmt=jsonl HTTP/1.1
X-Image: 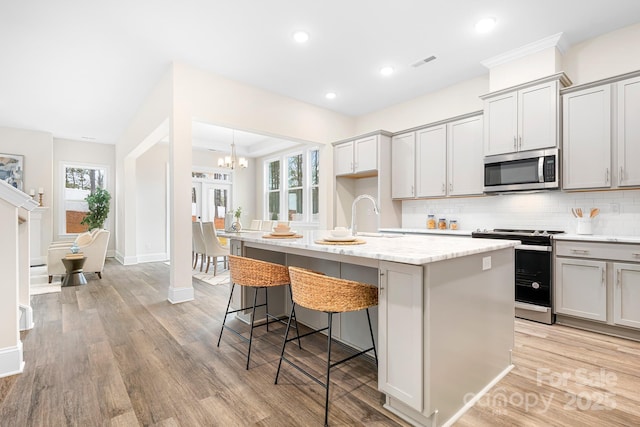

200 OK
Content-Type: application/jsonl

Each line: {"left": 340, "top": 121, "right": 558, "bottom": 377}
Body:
{"left": 471, "top": 229, "right": 564, "bottom": 324}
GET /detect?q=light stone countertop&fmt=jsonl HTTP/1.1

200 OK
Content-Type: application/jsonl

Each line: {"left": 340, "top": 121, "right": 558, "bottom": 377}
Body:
{"left": 379, "top": 227, "right": 472, "bottom": 236}
{"left": 220, "top": 230, "right": 517, "bottom": 266}
{"left": 554, "top": 234, "right": 640, "bottom": 244}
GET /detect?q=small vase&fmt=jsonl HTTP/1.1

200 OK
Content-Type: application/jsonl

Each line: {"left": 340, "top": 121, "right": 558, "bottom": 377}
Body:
{"left": 232, "top": 220, "right": 242, "bottom": 232}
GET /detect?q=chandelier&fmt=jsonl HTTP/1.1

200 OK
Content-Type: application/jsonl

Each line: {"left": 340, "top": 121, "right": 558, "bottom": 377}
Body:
{"left": 218, "top": 130, "right": 248, "bottom": 169}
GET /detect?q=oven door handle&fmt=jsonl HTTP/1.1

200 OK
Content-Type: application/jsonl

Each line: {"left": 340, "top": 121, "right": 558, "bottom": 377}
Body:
{"left": 515, "top": 244, "right": 552, "bottom": 252}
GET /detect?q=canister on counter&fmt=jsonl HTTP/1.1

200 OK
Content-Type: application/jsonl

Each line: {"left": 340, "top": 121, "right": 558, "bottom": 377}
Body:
{"left": 438, "top": 218, "right": 447, "bottom": 230}
{"left": 449, "top": 220, "right": 458, "bottom": 230}
{"left": 427, "top": 214, "right": 436, "bottom": 229}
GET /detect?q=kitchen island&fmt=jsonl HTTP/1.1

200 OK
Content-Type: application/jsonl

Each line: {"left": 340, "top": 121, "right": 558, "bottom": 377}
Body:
{"left": 222, "top": 230, "right": 517, "bottom": 427}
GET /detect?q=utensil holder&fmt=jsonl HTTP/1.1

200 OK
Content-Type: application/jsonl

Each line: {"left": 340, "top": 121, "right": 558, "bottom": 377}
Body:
{"left": 576, "top": 217, "right": 592, "bottom": 235}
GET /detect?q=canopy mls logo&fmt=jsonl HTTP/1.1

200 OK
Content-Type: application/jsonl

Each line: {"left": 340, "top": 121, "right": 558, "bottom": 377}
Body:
{"left": 464, "top": 367, "right": 618, "bottom": 415}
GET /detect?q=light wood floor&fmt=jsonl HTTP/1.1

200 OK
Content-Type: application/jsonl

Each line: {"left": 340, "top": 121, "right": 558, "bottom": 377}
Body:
{"left": 1, "top": 260, "right": 639, "bottom": 426}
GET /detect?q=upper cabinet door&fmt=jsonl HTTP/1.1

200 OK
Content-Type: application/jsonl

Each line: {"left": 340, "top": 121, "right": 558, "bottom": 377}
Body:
{"left": 483, "top": 92, "right": 518, "bottom": 156}
{"left": 562, "top": 85, "right": 612, "bottom": 190}
{"left": 518, "top": 81, "right": 558, "bottom": 152}
{"left": 391, "top": 132, "right": 416, "bottom": 199}
{"left": 334, "top": 141, "right": 354, "bottom": 175}
{"left": 354, "top": 135, "right": 378, "bottom": 173}
{"left": 617, "top": 76, "right": 640, "bottom": 187}
{"left": 416, "top": 125, "right": 446, "bottom": 198}
{"left": 448, "top": 115, "right": 483, "bottom": 196}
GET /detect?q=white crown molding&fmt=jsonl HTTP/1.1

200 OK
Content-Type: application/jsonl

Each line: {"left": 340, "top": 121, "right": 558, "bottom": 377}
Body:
{"left": 481, "top": 32, "right": 569, "bottom": 69}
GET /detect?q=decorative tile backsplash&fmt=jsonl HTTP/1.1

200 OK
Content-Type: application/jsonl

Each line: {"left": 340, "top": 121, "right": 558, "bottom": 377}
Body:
{"left": 402, "top": 189, "right": 640, "bottom": 236}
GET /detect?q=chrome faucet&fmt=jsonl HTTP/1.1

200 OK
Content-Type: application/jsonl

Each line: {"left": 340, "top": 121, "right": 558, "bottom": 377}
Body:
{"left": 350, "top": 194, "right": 380, "bottom": 236}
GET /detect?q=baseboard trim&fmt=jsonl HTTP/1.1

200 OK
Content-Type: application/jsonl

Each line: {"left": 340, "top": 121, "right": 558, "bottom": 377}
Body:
{"left": 19, "top": 304, "right": 34, "bottom": 331}
{"left": 137, "top": 253, "right": 169, "bottom": 264}
{"left": 168, "top": 286, "right": 194, "bottom": 304}
{"left": 0, "top": 342, "right": 24, "bottom": 379}
{"left": 115, "top": 251, "right": 138, "bottom": 266}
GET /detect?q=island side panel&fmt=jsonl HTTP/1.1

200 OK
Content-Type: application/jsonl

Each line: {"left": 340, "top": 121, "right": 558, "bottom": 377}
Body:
{"left": 426, "top": 247, "right": 514, "bottom": 425}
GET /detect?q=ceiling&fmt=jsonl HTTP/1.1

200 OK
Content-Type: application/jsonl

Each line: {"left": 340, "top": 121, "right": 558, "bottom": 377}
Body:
{"left": 1, "top": 1, "right": 640, "bottom": 154}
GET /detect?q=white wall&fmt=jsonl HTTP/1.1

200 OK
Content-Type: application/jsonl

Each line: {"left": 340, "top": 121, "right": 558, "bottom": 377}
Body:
{"left": 0, "top": 127, "right": 53, "bottom": 252}
{"left": 354, "top": 76, "right": 488, "bottom": 135}
{"left": 53, "top": 138, "right": 116, "bottom": 254}
{"left": 564, "top": 22, "right": 640, "bottom": 86}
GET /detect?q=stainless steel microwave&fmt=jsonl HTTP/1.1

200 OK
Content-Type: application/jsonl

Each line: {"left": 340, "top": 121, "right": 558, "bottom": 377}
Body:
{"left": 484, "top": 148, "right": 559, "bottom": 193}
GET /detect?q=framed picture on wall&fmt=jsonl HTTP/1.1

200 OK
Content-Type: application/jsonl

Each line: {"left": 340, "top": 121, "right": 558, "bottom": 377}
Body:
{"left": 0, "top": 153, "right": 24, "bottom": 190}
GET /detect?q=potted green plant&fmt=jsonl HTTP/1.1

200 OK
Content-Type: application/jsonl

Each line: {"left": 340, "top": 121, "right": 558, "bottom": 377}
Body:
{"left": 81, "top": 187, "right": 111, "bottom": 230}
{"left": 232, "top": 206, "right": 243, "bottom": 231}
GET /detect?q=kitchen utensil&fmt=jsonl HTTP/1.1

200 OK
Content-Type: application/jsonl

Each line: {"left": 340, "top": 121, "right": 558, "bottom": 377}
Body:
{"left": 576, "top": 208, "right": 583, "bottom": 218}
{"left": 590, "top": 208, "right": 600, "bottom": 218}
{"left": 571, "top": 208, "right": 577, "bottom": 218}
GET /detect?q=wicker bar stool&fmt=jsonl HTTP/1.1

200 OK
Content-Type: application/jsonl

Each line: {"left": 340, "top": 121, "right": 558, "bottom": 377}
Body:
{"left": 275, "top": 266, "right": 378, "bottom": 427}
{"left": 217, "top": 255, "right": 301, "bottom": 369}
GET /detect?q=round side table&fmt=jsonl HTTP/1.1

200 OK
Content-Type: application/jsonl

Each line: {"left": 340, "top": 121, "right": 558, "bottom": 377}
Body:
{"left": 61, "top": 257, "right": 88, "bottom": 287}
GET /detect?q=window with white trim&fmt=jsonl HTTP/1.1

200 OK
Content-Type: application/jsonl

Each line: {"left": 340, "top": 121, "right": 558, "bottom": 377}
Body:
{"left": 60, "top": 163, "right": 108, "bottom": 234}
{"left": 264, "top": 147, "right": 319, "bottom": 223}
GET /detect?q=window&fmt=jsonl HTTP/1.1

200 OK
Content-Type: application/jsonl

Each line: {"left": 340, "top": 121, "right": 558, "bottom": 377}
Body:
{"left": 61, "top": 163, "right": 108, "bottom": 234}
{"left": 264, "top": 147, "right": 319, "bottom": 223}
{"left": 267, "top": 159, "right": 280, "bottom": 220}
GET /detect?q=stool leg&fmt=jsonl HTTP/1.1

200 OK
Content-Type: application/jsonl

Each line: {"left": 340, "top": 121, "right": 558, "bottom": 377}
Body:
{"left": 217, "top": 283, "right": 235, "bottom": 347}
{"left": 288, "top": 285, "right": 302, "bottom": 349}
{"left": 246, "top": 286, "right": 260, "bottom": 370}
{"left": 366, "top": 308, "right": 378, "bottom": 366}
{"left": 265, "top": 286, "right": 269, "bottom": 332}
{"left": 325, "top": 312, "right": 333, "bottom": 427}
{"left": 275, "top": 303, "right": 296, "bottom": 384}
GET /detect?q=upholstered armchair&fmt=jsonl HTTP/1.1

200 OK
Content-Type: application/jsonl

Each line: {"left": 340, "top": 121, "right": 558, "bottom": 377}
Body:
{"left": 47, "top": 229, "right": 110, "bottom": 283}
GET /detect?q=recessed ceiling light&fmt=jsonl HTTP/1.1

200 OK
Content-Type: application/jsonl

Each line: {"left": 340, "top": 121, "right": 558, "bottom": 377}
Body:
{"left": 475, "top": 17, "right": 497, "bottom": 34}
{"left": 380, "top": 66, "right": 394, "bottom": 76}
{"left": 325, "top": 92, "right": 337, "bottom": 100}
{"left": 293, "top": 30, "right": 309, "bottom": 43}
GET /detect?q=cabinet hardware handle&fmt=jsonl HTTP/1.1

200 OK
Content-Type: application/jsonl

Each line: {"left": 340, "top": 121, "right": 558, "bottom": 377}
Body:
{"left": 602, "top": 268, "right": 605, "bottom": 285}
{"left": 350, "top": 162, "right": 353, "bottom": 171}
{"left": 605, "top": 168, "right": 609, "bottom": 184}
{"left": 570, "top": 249, "right": 589, "bottom": 254}
{"left": 620, "top": 166, "right": 624, "bottom": 185}
{"left": 449, "top": 183, "right": 453, "bottom": 192}
{"left": 632, "top": 253, "right": 640, "bottom": 257}
{"left": 519, "top": 135, "right": 522, "bottom": 149}
{"left": 617, "top": 270, "right": 621, "bottom": 287}
{"left": 513, "top": 136, "right": 517, "bottom": 150}
{"left": 411, "top": 185, "right": 414, "bottom": 195}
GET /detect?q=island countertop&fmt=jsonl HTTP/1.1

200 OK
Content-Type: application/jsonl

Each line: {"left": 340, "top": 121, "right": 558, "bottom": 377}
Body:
{"left": 219, "top": 230, "right": 518, "bottom": 266}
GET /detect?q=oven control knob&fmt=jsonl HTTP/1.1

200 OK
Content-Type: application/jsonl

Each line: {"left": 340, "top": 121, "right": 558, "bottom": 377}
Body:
{"left": 532, "top": 282, "right": 540, "bottom": 289}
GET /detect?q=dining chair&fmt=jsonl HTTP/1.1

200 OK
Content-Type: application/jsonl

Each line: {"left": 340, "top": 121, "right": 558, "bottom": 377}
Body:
{"left": 202, "top": 221, "right": 230, "bottom": 275}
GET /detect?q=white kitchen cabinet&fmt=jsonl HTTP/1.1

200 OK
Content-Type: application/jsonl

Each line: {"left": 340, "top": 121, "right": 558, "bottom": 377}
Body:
{"left": 391, "top": 132, "right": 416, "bottom": 198}
{"left": 448, "top": 115, "right": 483, "bottom": 196}
{"left": 562, "top": 85, "right": 611, "bottom": 189}
{"left": 555, "top": 257, "right": 607, "bottom": 322}
{"left": 555, "top": 240, "right": 640, "bottom": 335}
{"left": 617, "top": 76, "right": 640, "bottom": 187}
{"left": 391, "top": 113, "right": 482, "bottom": 199}
{"left": 378, "top": 261, "right": 423, "bottom": 412}
{"left": 484, "top": 80, "right": 559, "bottom": 156}
{"left": 334, "top": 135, "right": 378, "bottom": 176}
{"left": 613, "top": 262, "right": 640, "bottom": 329}
{"left": 416, "top": 125, "right": 447, "bottom": 197}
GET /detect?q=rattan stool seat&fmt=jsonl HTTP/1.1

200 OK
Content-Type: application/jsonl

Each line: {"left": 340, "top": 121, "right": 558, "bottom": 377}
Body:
{"left": 217, "top": 255, "right": 300, "bottom": 369}
{"left": 275, "top": 266, "right": 379, "bottom": 426}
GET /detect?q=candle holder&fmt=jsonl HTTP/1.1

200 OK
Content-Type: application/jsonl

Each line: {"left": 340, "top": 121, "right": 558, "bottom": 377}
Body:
{"left": 38, "top": 189, "right": 44, "bottom": 207}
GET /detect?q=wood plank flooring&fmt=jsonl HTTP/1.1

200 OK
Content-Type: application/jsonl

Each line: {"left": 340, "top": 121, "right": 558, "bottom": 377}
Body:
{"left": 1, "top": 259, "right": 640, "bottom": 426}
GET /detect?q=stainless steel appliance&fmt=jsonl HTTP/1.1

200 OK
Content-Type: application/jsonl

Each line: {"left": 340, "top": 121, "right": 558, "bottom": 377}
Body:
{"left": 471, "top": 229, "right": 564, "bottom": 324}
{"left": 484, "top": 148, "right": 559, "bottom": 193}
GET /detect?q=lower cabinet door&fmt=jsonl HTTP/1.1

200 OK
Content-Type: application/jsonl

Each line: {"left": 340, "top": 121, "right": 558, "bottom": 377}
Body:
{"left": 555, "top": 257, "right": 607, "bottom": 322}
{"left": 378, "top": 261, "right": 423, "bottom": 412}
{"left": 613, "top": 262, "right": 640, "bottom": 329}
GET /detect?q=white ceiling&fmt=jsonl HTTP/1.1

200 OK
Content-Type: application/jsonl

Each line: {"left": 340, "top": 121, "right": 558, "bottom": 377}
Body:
{"left": 1, "top": 1, "right": 640, "bottom": 154}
